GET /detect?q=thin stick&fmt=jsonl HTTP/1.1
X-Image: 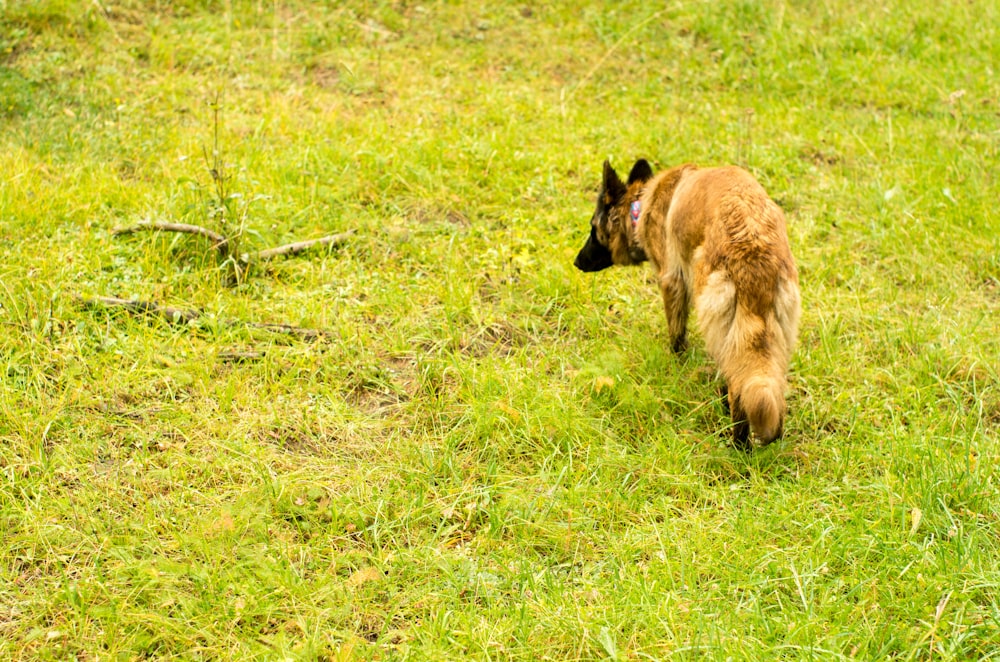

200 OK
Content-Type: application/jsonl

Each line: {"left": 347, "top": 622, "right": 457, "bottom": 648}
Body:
{"left": 76, "top": 294, "right": 201, "bottom": 324}
{"left": 112, "top": 222, "right": 352, "bottom": 263}
{"left": 112, "top": 220, "right": 231, "bottom": 262}
{"left": 75, "top": 295, "right": 328, "bottom": 340}
{"left": 246, "top": 323, "right": 328, "bottom": 340}
{"left": 217, "top": 350, "right": 266, "bottom": 363}
{"left": 255, "top": 230, "right": 356, "bottom": 261}
{"left": 112, "top": 221, "right": 228, "bottom": 247}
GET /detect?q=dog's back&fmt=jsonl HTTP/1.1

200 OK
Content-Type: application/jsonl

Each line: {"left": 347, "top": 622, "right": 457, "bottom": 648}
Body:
{"left": 574, "top": 159, "right": 800, "bottom": 447}
{"left": 641, "top": 166, "right": 800, "bottom": 445}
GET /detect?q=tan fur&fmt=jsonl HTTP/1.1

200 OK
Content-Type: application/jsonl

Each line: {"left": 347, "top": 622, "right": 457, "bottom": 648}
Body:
{"left": 634, "top": 165, "right": 801, "bottom": 446}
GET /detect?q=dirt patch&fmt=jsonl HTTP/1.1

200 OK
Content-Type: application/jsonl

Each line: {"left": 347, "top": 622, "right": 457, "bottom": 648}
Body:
{"left": 799, "top": 146, "right": 840, "bottom": 166}
{"left": 258, "top": 424, "right": 329, "bottom": 456}
{"left": 457, "top": 320, "right": 523, "bottom": 358}
{"left": 407, "top": 206, "right": 470, "bottom": 227}
{"left": 310, "top": 64, "right": 341, "bottom": 89}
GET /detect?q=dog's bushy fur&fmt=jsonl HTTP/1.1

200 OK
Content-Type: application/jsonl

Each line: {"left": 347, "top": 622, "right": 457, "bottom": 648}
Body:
{"left": 575, "top": 159, "right": 801, "bottom": 449}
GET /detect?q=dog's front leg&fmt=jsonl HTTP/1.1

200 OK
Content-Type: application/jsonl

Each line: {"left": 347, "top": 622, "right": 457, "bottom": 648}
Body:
{"left": 660, "top": 269, "right": 689, "bottom": 353}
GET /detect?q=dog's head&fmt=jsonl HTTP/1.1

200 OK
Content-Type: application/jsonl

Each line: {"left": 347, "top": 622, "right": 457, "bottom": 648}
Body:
{"left": 574, "top": 159, "right": 654, "bottom": 272}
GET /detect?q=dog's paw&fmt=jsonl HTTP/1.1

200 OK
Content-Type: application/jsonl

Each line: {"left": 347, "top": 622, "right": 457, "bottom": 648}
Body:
{"left": 732, "top": 420, "right": 752, "bottom": 451}
{"left": 671, "top": 334, "right": 688, "bottom": 354}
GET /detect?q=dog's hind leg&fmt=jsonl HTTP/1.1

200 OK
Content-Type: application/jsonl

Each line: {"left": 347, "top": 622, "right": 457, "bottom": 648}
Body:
{"left": 660, "top": 269, "right": 689, "bottom": 353}
{"left": 729, "top": 394, "right": 752, "bottom": 451}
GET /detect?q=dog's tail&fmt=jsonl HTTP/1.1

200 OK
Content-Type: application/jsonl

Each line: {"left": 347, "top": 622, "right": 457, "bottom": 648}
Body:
{"left": 737, "top": 372, "right": 785, "bottom": 444}
{"left": 725, "top": 308, "right": 790, "bottom": 446}
{"left": 697, "top": 274, "right": 799, "bottom": 447}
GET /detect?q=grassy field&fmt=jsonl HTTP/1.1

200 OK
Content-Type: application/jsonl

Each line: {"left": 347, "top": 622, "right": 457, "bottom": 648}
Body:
{"left": 2, "top": 0, "right": 999, "bottom": 659}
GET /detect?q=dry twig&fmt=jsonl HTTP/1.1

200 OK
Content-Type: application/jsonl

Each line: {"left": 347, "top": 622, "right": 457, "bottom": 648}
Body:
{"left": 112, "top": 221, "right": 230, "bottom": 256}
{"left": 112, "top": 221, "right": 353, "bottom": 264}
{"left": 217, "top": 350, "right": 266, "bottom": 363}
{"left": 74, "top": 295, "right": 328, "bottom": 340}
{"left": 76, "top": 294, "right": 201, "bottom": 324}
{"left": 255, "top": 230, "right": 356, "bottom": 261}
{"left": 244, "top": 322, "right": 328, "bottom": 340}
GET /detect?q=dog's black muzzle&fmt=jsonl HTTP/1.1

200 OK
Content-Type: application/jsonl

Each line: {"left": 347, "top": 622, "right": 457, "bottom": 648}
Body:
{"left": 574, "top": 229, "right": 613, "bottom": 272}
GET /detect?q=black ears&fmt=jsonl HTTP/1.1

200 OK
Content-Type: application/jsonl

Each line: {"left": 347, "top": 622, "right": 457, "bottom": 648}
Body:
{"left": 602, "top": 160, "right": 626, "bottom": 199}
{"left": 627, "top": 159, "right": 654, "bottom": 185}
{"left": 602, "top": 159, "right": 653, "bottom": 196}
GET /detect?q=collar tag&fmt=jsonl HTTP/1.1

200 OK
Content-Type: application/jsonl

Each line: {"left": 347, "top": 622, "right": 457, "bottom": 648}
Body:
{"left": 629, "top": 200, "right": 641, "bottom": 226}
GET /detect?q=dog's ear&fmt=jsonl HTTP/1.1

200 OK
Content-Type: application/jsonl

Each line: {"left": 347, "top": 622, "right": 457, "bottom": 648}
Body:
{"left": 602, "top": 160, "right": 626, "bottom": 201}
{"left": 627, "top": 159, "right": 654, "bottom": 185}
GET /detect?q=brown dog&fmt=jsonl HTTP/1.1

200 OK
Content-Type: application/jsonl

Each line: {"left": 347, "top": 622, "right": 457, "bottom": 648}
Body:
{"left": 575, "top": 160, "right": 801, "bottom": 449}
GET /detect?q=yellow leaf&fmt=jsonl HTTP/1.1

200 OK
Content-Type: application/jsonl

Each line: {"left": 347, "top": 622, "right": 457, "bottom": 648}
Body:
{"left": 496, "top": 401, "right": 521, "bottom": 422}
{"left": 216, "top": 512, "right": 235, "bottom": 532}
{"left": 909, "top": 506, "right": 922, "bottom": 536}
{"left": 347, "top": 566, "right": 382, "bottom": 587}
{"left": 593, "top": 376, "right": 615, "bottom": 393}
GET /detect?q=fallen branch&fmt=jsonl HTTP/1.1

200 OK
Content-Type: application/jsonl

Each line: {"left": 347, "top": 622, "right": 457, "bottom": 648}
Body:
{"left": 255, "top": 230, "right": 356, "bottom": 261}
{"left": 76, "top": 295, "right": 201, "bottom": 324}
{"left": 245, "top": 322, "right": 327, "bottom": 340}
{"left": 217, "top": 350, "right": 266, "bottom": 364}
{"left": 74, "top": 295, "right": 329, "bottom": 340}
{"left": 112, "top": 221, "right": 353, "bottom": 263}
{"left": 112, "top": 221, "right": 229, "bottom": 256}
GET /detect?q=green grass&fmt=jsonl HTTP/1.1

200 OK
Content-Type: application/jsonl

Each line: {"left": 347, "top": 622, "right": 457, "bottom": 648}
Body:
{"left": 2, "top": 0, "right": 999, "bottom": 659}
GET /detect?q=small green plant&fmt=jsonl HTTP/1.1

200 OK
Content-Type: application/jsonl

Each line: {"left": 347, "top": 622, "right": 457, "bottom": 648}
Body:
{"left": 111, "top": 95, "right": 352, "bottom": 293}
{"left": 201, "top": 93, "right": 249, "bottom": 283}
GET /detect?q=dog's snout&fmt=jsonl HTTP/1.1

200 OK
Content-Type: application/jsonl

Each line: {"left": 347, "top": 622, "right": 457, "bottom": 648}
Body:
{"left": 574, "top": 235, "right": 613, "bottom": 272}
